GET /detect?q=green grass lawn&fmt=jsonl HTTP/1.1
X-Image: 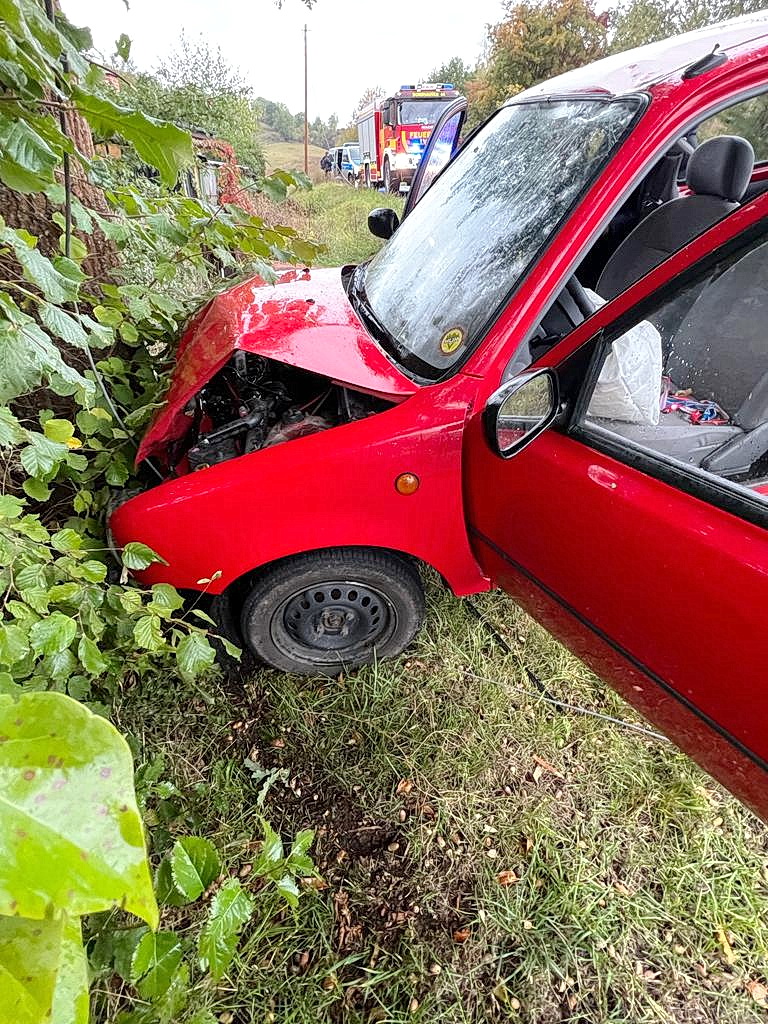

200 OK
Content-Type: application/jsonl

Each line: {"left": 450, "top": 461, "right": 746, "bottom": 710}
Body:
{"left": 106, "top": 585, "right": 768, "bottom": 1024}
{"left": 264, "top": 141, "right": 328, "bottom": 183}
{"left": 96, "top": 184, "right": 768, "bottom": 1023}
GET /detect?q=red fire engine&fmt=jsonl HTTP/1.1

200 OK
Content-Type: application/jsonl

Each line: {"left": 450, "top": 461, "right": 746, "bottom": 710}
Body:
{"left": 356, "top": 83, "right": 461, "bottom": 192}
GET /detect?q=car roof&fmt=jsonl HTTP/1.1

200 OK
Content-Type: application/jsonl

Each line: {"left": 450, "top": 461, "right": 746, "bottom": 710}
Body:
{"left": 514, "top": 12, "right": 768, "bottom": 100}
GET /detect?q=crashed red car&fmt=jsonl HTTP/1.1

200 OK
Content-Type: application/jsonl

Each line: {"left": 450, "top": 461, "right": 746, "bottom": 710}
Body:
{"left": 111, "top": 17, "right": 768, "bottom": 818}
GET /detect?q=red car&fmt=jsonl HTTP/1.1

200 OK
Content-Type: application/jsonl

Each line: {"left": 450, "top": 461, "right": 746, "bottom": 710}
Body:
{"left": 111, "top": 16, "right": 768, "bottom": 818}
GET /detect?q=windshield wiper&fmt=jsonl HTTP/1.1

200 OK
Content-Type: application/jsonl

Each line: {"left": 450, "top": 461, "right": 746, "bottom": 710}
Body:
{"left": 349, "top": 265, "right": 401, "bottom": 353}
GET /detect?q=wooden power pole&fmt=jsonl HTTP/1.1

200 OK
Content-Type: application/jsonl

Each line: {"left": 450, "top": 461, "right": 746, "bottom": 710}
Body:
{"left": 303, "top": 24, "right": 309, "bottom": 175}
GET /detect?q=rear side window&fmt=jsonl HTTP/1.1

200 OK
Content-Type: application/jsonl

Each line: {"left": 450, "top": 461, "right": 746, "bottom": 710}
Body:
{"left": 576, "top": 230, "right": 768, "bottom": 515}
{"left": 698, "top": 94, "right": 768, "bottom": 162}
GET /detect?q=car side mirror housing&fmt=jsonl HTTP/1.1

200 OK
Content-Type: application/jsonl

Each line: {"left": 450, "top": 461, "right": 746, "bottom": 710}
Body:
{"left": 484, "top": 369, "right": 559, "bottom": 458}
{"left": 368, "top": 207, "right": 400, "bottom": 240}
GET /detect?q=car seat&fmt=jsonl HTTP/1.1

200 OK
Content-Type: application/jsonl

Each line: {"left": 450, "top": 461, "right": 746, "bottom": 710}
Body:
{"left": 596, "top": 135, "right": 755, "bottom": 300}
{"left": 598, "top": 238, "right": 768, "bottom": 476}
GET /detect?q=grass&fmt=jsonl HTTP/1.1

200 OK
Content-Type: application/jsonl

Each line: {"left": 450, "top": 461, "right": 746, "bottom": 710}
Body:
{"left": 95, "top": 184, "right": 768, "bottom": 1023}
{"left": 264, "top": 141, "right": 328, "bottom": 183}
{"left": 101, "top": 581, "right": 768, "bottom": 1024}
{"left": 291, "top": 183, "right": 404, "bottom": 266}
{"left": 250, "top": 181, "right": 405, "bottom": 267}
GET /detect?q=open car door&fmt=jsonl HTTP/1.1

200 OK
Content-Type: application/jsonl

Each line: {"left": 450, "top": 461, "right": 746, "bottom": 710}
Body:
{"left": 468, "top": 196, "right": 768, "bottom": 820}
{"left": 403, "top": 97, "right": 467, "bottom": 218}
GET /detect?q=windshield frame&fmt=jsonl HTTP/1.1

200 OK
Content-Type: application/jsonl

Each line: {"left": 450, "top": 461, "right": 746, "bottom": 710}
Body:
{"left": 354, "top": 91, "right": 649, "bottom": 382}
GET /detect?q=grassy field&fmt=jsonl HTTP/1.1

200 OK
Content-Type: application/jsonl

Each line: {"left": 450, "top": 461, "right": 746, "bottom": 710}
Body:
{"left": 99, "top": 185, "right": 768, "bottom": 1024}
{"left": 264, "top": 141, "right": 328, "bottom": 183}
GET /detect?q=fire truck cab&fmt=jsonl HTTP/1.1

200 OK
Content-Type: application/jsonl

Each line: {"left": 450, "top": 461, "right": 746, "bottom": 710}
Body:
{"left": 356, "top": 83, "right": 461, "bottom": 192}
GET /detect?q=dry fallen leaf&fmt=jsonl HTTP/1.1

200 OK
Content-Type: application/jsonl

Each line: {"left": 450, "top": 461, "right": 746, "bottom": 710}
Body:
{"left": 396, "top": 778, "right": 414, "bottom": 795}
{"left": 270, "top": 737, "right": 285, "bottom": 749}
{"left": 300, "top": 876, "right": 328, "bottom": 891}
{"left": 747, "top": 980, "right": 768, "bottom": 1007}
{"left": 453, "top": 928, "right": 471, "bottom": 943}
{"left": 533, "top": 754, "right": 565, "bottom": 780}
{"left": 496, "top": 869, "right": 519, "bottom": 886}
{"left": 531, "top": 764, "right": 544, "bottom": 784}
{"left": 717, "top": 927, "right": 736, "bottom": 965}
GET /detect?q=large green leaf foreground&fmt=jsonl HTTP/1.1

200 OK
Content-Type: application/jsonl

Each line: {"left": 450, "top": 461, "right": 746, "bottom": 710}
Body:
{"left": 0, "top": 692, "right": 158, "bottom": 1022}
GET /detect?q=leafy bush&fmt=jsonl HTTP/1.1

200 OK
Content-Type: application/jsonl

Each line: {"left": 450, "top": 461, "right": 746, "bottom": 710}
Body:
{"left": 0, "top": 2, "right": 322, "bottom": 1018}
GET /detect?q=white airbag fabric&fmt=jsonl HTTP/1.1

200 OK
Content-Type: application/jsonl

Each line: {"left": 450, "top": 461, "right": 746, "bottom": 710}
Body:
{"left": 586, "top": 288, "right": 662, "bottom": 425}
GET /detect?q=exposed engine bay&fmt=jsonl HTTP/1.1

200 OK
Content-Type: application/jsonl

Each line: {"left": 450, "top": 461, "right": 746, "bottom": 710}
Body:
{"left": 173, "top": 353, "right": 392, "bottom": 473}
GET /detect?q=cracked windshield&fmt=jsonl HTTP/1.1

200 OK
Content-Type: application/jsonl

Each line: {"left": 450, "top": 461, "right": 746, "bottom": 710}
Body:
{"left": 365, "top": 96, "right": 643, "bottom": 374}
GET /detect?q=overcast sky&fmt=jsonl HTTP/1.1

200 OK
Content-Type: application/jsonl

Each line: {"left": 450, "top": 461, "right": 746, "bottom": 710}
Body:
{"left": 61, "top": 0, "right": 506, "bottom": 122}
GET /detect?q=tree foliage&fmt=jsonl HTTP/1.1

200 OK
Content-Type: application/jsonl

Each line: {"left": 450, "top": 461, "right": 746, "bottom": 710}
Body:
{"left": 0, "top": 2, "right": 323, "bottom": 1018}
{"left": 126, "top": 33, "right": 264, "bottom": 175}
{"left": 611, "top": 0, "right": 766, "bottom": 52}
{"left": 427, "top": 56, "right": 475, "bottom": 95}
{"left": 468, "top": 0, "right": 609, "bottom": 124}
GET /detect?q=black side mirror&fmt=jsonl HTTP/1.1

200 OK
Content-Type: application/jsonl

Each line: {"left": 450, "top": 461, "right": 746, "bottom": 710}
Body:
{"left": 368, "top": 207, "right": 400, "bottom": 240}
{"left": 484, "top": 369, "right": 559, "bottom": 458}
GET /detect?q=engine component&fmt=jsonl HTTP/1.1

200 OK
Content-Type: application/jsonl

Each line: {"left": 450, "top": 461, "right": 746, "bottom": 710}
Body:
{"left": 264, "top": 412, "right": 331, "bottom": 447}
{"left": 177, "top": 355, "right": 391, "bottom": 474}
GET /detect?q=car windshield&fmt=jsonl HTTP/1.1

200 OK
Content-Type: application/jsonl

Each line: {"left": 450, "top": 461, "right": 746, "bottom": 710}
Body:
{"left": 361, "top": 96, "right": 644, "bottom": 378}
{"left": 399, "top": 99, "right": 451, "bottom": 124}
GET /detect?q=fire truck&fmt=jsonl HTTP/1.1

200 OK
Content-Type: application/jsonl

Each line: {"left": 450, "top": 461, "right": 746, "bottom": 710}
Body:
{"left": 356, "top": 83, "right": 461, "bottom": 192}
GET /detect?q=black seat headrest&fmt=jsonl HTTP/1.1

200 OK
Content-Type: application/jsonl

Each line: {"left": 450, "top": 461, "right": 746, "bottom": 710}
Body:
{"left": 687, "top": 135, "right": 754, "bottom": 202}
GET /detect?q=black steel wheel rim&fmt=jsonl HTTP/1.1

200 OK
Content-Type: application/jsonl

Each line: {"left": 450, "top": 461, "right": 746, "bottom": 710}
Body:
{"left": 274, "top": 580, "right": 397, "bottom": 659}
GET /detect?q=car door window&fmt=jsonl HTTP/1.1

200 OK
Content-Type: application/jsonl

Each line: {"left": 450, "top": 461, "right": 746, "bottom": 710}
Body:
{"left": 698, "top": 93, "right": 768, "bottom": 161}
{"left": 576, "top": 230, "right": 768, "bottom": 510}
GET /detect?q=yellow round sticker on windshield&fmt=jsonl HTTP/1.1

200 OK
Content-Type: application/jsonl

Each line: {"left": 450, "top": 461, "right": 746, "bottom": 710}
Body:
{"left": 440, "top": 327, "right": 464, "bottom": 355}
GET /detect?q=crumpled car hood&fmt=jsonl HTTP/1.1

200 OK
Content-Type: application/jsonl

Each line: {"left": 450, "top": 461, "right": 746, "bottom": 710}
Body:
{"left": 137, "top": 266, "right": 417, "bottom": 463}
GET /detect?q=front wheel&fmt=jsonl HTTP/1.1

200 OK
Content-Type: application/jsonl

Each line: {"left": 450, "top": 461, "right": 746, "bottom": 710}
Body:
{"left": 240, "top": 548, "right": 425, "bottom": 675}
{"left": 383, "top": 160, "right": 400, "bottom": 194}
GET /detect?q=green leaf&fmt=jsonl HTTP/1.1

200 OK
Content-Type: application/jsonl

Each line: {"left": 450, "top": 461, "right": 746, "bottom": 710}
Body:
{"left": 39, "top": 304, "right": 88, "bottom": 349}
{"left": 0, "top": 227, "right": 79, "bottom": 303}
{"left": 0, "top": 113, "right": 59, "bottom": 194}
{"left": 51, "top": 528, "right": 82, "bottom": 553}
{"left": 0, "top": 915, "right": 65, "bottom": 1024}
{"left": 170, "top": 837, "right": 220, "bottom": 903}
{"left": 197, "top": 878, "right": 254, "bottom": 982}
{"left": 29, "top": 612, "right": 77, "bottom": 655}
{"left": 133, "top": 614, "right": 163, "bottom": 651}
{"left": 22, "top": 477, "right": 51, "bottom": 501}
{"left": 130, "top": 931, "right": 184, "bottom": 1000}
{"left": 149, "top": 583, "right": 184, "bottom": 613}
{"left": 122, "top": 542, "right": 166, "bottom": 570}
{"left": 0, "top": 494, "right": 24, "bottom": 518}
{"left": 176, "top": 631, "right": 216, "bottom": 683}
{"left": 0, "top": 624, "right": 29, "bottom": 667}
{"left": 0, "top": 314, "right": 89, "bottom": 404}
{"left": 46, "top": 582, "right": 81, "bottom": 604}
{"left": 78, "top": 560, "right": 107, "bottom": 583}
{"left": 275, "top": 873, "right": 300, "bottom": 909}
{"left": 155, "top": 857, "right": 187, "bottom": 908}
{"left": 0, "top": 691, "right": 158, "bottom": 927}
{"left": 72, "top": 87, "right": 193, "bottom": 187}
{"left": 42, "top": 419, "right": 75, "bottom": 444}
{"left": 77, "top": 635, "right": 107, "bottom": 676}
{"left": 50, "top": 915, "right": 89, "bottom": 1024}
{"left": 0, "top": 407, "right": 25, "bottom": 446}
{"left": 19, "top": 434, "right": 68, "bottom": 478}
{"left": 115, "top": 32, "right": 131, "bottom": 61}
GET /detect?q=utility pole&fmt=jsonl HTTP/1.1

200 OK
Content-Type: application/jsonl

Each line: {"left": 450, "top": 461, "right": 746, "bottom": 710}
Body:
{"left": 303, "top": 24, "right": 309, "bottom": 176}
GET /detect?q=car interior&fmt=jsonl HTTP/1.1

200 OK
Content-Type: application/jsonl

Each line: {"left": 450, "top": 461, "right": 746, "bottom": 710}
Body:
{"left": 513, "top": 119, "right": 768, "bottom": 494}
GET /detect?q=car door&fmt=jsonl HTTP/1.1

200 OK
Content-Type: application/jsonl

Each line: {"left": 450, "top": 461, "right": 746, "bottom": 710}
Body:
{"left": 403, "top": 97, "right": 467, "bottom": 217}
{"left": 466, "top": 197, "right": 768, "bottom": 819}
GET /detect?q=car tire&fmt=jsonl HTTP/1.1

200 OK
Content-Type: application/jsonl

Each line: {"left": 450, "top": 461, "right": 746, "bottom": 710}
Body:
{"left": 239, "top": 548, "right": 425, "bottom": 675}
{"left": 383, "top": 160, "right": 400, "bottom": 193}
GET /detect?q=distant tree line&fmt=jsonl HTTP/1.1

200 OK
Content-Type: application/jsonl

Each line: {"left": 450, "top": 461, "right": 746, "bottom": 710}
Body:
{"left": 121, "top": 0, "right": 767, "bottom": 173}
